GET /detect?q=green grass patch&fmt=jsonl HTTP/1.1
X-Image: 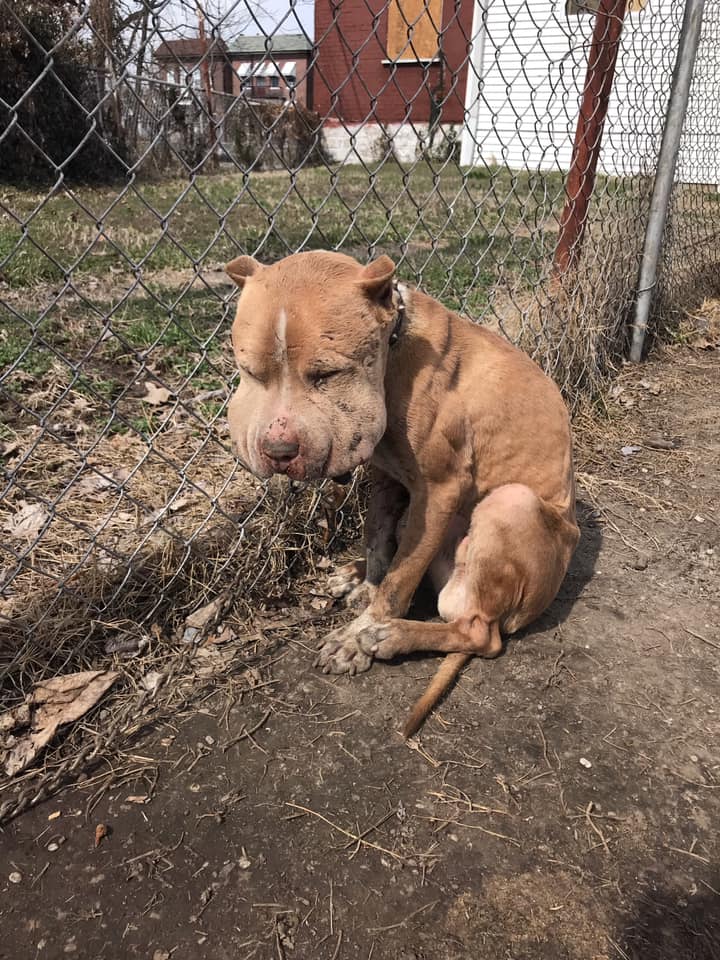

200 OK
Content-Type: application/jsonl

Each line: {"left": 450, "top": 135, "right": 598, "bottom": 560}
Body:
{"left": 0, "top": 162, "right": 574, "bottom": 296}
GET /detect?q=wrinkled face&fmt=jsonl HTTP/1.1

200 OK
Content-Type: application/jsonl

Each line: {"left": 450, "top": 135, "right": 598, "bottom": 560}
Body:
{"left": 226, "top": 251, "right": 397, "bottom": 481}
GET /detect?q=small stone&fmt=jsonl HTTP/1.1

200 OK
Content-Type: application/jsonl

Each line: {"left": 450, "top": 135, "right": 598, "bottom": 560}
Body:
{"left": 690, "top": 754, "right": 699, "bottom": 763}
{"left": 8, "top": 872, "right": 22, "bottom": 884}
{"left": 204, "top": 735, "right": 215, "bottom": 746}
{"left": 579, "top": 757, "right": 592, "bottom": 769}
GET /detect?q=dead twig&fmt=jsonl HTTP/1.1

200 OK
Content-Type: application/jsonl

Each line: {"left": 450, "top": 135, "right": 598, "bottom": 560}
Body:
{"left": 684, "top": 626, "right": 720, "bottom": 651}
{"left": 584, "top": 802, "right": 610, "bottom": 854}
{"left": 221, "top": 708, "right": 272, "bottom": 752}
{"left": 368, "top": 899, "right": 439, "bottom": 933}
{"left": 329, "top": 929, "right": 343, "bottom": 960}
{"left": 285, "top": 803, "right": 406, "bottom": 862}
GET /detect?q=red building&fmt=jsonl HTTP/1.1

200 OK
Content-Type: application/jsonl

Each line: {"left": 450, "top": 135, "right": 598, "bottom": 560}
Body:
{"left": 152, "top": 33, "right": 313, "bottom": 109}
{"left": 153, "top": 37, "right": 232, "bottom": 97}
{"left": 229, "top": 33, "right": 313, "bottom": 108}
{"left": 313, "top": 0, "right": 473, "bottom": 162}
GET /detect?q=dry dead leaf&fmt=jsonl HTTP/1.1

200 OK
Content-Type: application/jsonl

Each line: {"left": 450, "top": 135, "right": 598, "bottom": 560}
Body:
{"left": 142, "top": 381, "right": 173, "bottom": 406}
{"left": 0, "top": 703, "right": 31, "bottom": 734}
{"left": 4, "top": 501, "right": 48, "bottom": 540}
{"left": 75, "top": 473, "right": 114, "bottom": 496}
{"left": 126, "top": 795, "right": 149, "bottom": 804}
{"left": 94, "top": 823, "right": 108, "bottom": 848}
{"left": 207, "top": 624, "right": 237, "bottom": 645}
{"left": 141, "top": 671, "right": 164, "bottom": 697}
{"left": 1, "top": 438, "right": 22, "bottom": 457}
{"left": 1, "top": 670, "right": 119, "bottom": 777}
{"left": 145, "top": 495, "right": 194, "bottom": 525}
{"left": 192, "top": 644, "right": 237, "bottom": 678}
{"left": 181, "top": 594, "right": 227, "bottom": 644}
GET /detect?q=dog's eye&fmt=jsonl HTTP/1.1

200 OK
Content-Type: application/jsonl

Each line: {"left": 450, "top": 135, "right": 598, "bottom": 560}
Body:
{"left": 310, "top": 369, "right": 345, "bottom": 387}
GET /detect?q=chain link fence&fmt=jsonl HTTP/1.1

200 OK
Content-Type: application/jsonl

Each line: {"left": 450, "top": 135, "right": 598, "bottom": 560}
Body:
{"left": 1, "top": 0, "right": 719, "bottom": 819}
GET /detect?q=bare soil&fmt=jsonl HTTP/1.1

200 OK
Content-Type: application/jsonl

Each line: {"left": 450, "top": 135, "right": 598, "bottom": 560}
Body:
{"left": 1, "top": 344, "right": 718, "bottom": 960}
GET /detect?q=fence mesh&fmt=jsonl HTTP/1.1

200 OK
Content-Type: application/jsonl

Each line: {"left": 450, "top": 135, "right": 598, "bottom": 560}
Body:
{"left": 1, "top": 0, "right": 719, "bottom": 820}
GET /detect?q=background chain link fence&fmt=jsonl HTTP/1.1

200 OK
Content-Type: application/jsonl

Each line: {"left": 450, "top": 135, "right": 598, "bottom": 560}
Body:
{"left": 1, "top": 0, "right": 719, "bottom": 819}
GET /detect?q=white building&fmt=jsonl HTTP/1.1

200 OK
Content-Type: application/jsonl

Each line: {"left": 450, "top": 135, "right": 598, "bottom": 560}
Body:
{"left": 460, "top": 1, "right": 720, "bottom": 184}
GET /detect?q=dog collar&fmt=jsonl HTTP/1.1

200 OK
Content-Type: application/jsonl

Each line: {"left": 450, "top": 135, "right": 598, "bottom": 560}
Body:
{"left": 390, "top": 281, "right": 406, "bottom": 347}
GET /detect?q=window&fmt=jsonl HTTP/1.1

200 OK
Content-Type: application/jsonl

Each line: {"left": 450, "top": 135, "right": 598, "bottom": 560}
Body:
{"left": 270, "top": 75, "right": 280, "bottom": 89}
{"left": 386, "top": 0, "right": 443, "bottom": 62}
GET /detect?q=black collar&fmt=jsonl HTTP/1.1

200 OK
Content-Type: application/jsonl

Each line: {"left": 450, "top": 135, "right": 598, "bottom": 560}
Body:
{"left": 390, "top": 281, "right": 406, "bottom": 347}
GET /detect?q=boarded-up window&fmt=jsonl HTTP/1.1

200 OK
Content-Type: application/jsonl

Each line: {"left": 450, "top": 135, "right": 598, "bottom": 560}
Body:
{"left": 386, "top": 0, "right": 443, "bottom": 62}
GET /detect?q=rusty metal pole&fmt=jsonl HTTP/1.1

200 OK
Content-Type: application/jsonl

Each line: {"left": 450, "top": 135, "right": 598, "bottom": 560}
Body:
{"left": 554, "top": 0, "right": 628, "bottom": 274}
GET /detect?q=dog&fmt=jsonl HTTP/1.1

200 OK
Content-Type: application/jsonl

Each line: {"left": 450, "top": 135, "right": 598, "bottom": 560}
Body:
{"left": 226, "top": 250, "right": 580, "bottom": 737}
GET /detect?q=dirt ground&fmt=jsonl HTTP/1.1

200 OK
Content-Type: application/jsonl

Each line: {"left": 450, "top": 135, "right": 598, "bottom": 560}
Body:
{"left": 1, "top": 342, "right": 718, "bottom": 960}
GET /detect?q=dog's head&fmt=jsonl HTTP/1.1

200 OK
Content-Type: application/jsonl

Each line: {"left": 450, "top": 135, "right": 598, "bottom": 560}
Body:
{"left": 225, "top": 250, "right": 399, "bottom": 481}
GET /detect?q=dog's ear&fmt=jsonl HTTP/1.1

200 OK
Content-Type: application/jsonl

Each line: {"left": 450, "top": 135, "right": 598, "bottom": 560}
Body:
{"left": 358, "top": 255, "right": 396, "bottom": 304}
{"left": 226, "top": 255, "right": 262, "bottom": 289}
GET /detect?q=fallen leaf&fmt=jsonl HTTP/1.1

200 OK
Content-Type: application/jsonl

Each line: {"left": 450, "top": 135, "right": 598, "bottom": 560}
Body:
{"left": 141, "top": 671, "right": 164, "bottom": 697}
{"left": 207, "top": 624, "right": 236, "bottom": 645}
{"left": 48, "top": 811, "right": 61, "bottom": 821}
{"left": 4, "top": 501, "right": 48, "bottom": 540}
{"left": 94, "top": 823, "right": 108, "bottom": 848}
{"left": 192, "top": 644, "right": 237, "bottom": 678}
{"left": 620, "top": 445, "right": 642, "bottom": 457}
{"left": 104, "top": 633, "right": 149, "bottom": 656}
{"left": 1, "top": 671, "right": 119, "bottom": 777}
{"left": 1, "top": 438, "right": 22, "bottom": 457}
{"left": 142, "top": 381, "right": 173, "bottom": 406}
{"left": 126, "top": 795, "right": 149, "bottom": 804}
{"left": 71, "top": 394, "right": 93, "bottom": 413}
{"left": 644, "top": 437, "right": 681, "bottom": 451}
{"left": 145, "top": 495, "right": 194, "bottom": 525}
{"left": 152, "top": 952, "right": 171, "bottom": 960}
{"left": 0, "top": 703, "right": 31, "bottom": 734}
{"left": 638, "top": 379, "right": 662, "bottom": 396}
{"left": 181, "top": 594, "right": 226, "bottom": 643}
{"left": 75, "top": 473, "right": 114, "bottom": 496}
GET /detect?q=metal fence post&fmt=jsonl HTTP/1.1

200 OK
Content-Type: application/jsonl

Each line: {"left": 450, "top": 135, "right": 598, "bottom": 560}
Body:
{"left": 630, "top": 0, "right": 706, "bottom": 362}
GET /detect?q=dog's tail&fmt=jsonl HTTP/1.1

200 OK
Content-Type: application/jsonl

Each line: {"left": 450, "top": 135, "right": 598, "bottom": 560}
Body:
{"left": 402, "top": 652, "right": 471, "bottom": 740}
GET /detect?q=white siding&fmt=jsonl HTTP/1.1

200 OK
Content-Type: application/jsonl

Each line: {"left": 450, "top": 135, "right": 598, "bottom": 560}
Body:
{"left": 461, "top": 0, "right": 717, "bottom": 184}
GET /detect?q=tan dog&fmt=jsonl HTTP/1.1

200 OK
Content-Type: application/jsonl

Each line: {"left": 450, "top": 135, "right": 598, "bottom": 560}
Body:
{"left": 226, "top": 251, "right": 580, "bottom": 736}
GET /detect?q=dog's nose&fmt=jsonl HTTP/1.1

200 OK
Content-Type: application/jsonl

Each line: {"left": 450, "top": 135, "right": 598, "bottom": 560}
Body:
{"left": 261, "top": 438, "right": 300, "bottom": 465}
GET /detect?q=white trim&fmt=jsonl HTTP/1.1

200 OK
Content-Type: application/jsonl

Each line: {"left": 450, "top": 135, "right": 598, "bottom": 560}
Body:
{"left": 460, "top": 0, "right": 488, "bottom": 167}
{"left": 381, "top": 57, "right": 441, "bottom": 65}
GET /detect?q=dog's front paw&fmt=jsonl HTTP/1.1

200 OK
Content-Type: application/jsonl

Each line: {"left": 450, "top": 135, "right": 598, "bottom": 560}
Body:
{"left": 326, "top": 561, "right": 376, "bottom": 610}
{"left": 326, "top": 560, "right": 365, "bottom": 600}
{"left": 314, "top": 612, "right": 389, "bottom": 675}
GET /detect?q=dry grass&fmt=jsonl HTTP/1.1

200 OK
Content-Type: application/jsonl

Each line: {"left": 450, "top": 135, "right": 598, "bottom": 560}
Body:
{"left": 0, "top": 411, "right": 363, "bottom": 820}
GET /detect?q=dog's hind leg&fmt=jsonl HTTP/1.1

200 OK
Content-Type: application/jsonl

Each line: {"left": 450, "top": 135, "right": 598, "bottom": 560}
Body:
{"left": 372, "top": 483, "right": 579, "bottom": 735}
